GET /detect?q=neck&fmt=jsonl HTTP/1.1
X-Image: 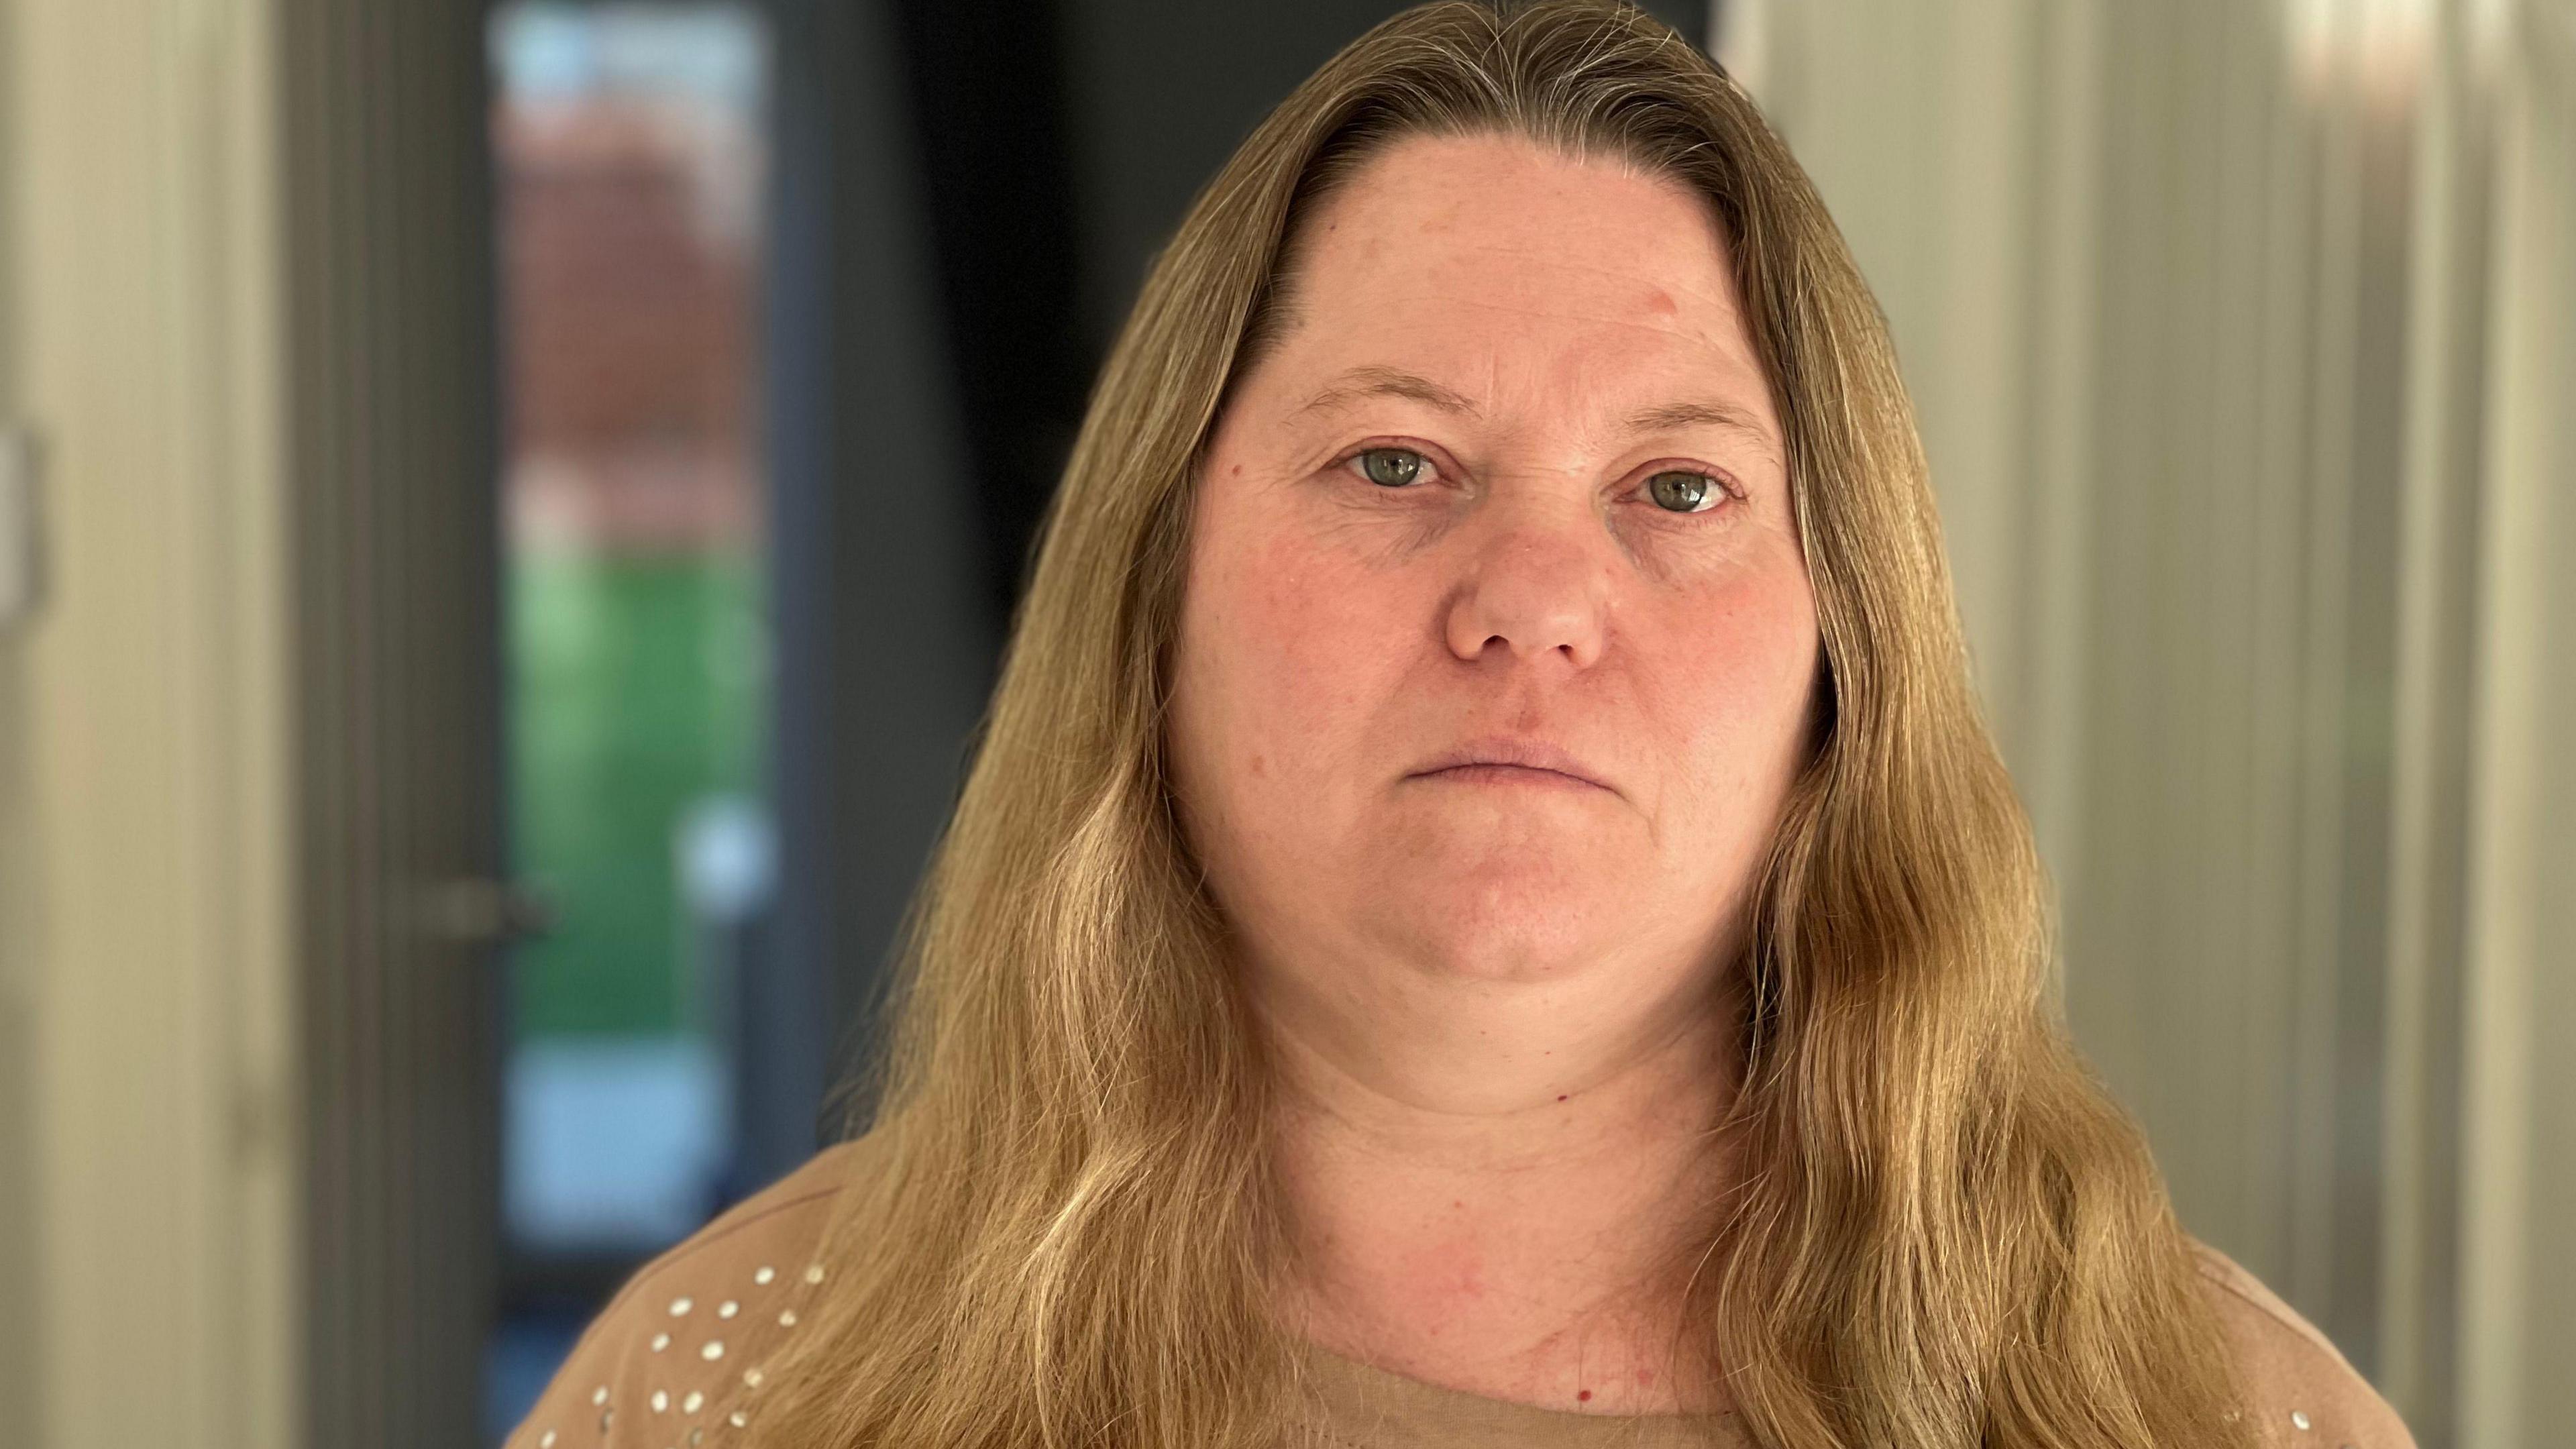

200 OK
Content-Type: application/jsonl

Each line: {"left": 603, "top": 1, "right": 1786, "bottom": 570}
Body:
{"left": 1256, "top": 957, "right": 1741, "bottom": 1415}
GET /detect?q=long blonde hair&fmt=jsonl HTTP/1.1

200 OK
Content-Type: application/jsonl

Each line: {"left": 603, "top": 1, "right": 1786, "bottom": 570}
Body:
{"left": 750, "top": 3, "right": 2252, "bottom": 1445}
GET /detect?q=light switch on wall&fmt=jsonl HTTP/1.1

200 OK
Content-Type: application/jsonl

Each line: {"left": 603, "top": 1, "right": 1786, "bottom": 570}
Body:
{"left": 0, "top": 430, "right": 38, "bottom": 629}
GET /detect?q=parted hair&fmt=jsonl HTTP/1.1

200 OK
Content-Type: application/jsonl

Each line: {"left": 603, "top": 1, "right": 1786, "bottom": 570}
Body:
{"left": 746, "top": 3, "right": 2254, "bottom": 1445}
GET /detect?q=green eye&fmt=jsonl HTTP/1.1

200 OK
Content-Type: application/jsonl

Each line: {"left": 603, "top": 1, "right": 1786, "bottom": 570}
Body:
{"left": 1357, "top": 447, "right": 1426, "bottom": 487}
{"left": 1646, "top": 470, "right": 1720, "bottom": 513}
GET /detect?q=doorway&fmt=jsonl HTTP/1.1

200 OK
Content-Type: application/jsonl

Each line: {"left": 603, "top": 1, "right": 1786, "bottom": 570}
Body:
{"left": 482, "top": 4, "right": 786, "bottom": 1432}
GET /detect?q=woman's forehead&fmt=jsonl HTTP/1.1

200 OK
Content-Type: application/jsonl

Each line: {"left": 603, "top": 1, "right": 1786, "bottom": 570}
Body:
{"left": 1245, "top": 134, "right": 1777, "bottom": 445}
{"left": 1291, "top": 133, "right": 1741, "bottom": 314}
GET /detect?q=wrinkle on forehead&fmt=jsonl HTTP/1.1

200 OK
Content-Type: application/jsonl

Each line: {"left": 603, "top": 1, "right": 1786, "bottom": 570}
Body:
{"left": 1391, "top": 288, "right": 1752, "bottom": 357}
{"left": 1427, "top": 239, "right": 1743, "bottom": 314}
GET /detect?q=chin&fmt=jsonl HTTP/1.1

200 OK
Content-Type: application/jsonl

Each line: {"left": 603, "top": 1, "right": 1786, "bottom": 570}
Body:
{"left": 1357, "top": 863, "right": 1623, "bottom": 983}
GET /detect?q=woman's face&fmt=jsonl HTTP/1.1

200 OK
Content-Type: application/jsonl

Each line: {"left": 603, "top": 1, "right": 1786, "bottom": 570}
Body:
{"left": 1169, "top": 131, "right": 1818, "bottom": 1018}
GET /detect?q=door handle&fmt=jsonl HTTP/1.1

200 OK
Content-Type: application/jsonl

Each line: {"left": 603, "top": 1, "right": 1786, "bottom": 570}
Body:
{"left": 419, "top": 877, "right": 559, "bottom": 947}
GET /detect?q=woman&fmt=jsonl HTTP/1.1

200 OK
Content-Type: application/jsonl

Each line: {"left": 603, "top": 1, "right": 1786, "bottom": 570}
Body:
{"left": 511, "top": 3, "right": 2414, "bottom": 1446}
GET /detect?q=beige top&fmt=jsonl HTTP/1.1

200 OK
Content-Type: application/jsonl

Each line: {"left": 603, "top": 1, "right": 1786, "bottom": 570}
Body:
{"left": 506, "top": 1138, "right": 2416, "bottom": 1449}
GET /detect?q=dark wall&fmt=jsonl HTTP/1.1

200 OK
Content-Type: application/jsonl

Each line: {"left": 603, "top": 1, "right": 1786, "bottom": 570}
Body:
{"left": 760, "top": 0, "right": 999, "bottom": 1178}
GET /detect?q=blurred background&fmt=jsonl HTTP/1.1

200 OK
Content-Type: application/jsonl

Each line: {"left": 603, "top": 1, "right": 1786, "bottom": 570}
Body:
{"left": 0, "top": 0, "right": 2565, "bottom": 1444}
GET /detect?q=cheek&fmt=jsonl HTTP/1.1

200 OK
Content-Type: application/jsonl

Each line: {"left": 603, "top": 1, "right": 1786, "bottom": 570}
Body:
{"left": 1633, "top": 551, "right": 1821, "bottom": 814}
{"left": 1173, "top": 494, "right": 1421, "bottom": 823}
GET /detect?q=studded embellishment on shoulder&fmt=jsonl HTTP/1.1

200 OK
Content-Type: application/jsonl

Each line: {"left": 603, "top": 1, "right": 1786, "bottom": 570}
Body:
{"left": 2186, "top": 1238, "right": 2419, "bottom": 1449}
{"left": 503, "top": 1139, "right": 867, "bottom": 1448}
{"left": 508, "top": 1252, "right": 834, "bottom": 1446}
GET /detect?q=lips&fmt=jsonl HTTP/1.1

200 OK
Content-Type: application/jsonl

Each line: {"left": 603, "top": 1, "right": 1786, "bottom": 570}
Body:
{"left": 1407, "top": 737, "right": 1615, "bottom": 794}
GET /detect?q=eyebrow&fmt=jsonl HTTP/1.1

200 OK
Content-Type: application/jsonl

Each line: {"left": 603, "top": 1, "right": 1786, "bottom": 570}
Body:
{"left": 1293, "top": 365, "right": 1481, "bottom": 419}
{"left": 1620, "top": 398, "right": 1780, "bottom": 457}
{"left": 1293, "top": 365, "right": 1778, "bottom": 455}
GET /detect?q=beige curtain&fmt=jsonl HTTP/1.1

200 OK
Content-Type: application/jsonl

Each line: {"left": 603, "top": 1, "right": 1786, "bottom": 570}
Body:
{"left": 1715, "top": 1, "right": 2575, "bottom": 1444}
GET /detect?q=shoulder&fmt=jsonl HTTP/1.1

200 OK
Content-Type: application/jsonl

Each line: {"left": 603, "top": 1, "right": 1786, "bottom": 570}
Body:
{"left": 2186, "top": 1238, "right": 2418, "bottom": 1449}
{"left": 503, "top": 1136, "right": 875, "bottom": 1448}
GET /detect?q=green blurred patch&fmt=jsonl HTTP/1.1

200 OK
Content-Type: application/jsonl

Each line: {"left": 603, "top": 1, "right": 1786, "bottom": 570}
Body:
{"left": 507, "top": 547, "right": 767, "bottom": 1036}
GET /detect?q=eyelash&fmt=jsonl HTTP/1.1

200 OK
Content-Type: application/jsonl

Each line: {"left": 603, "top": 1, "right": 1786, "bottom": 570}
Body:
{"left": 1332, "top": 442, "right": 1744, "bottom": 513}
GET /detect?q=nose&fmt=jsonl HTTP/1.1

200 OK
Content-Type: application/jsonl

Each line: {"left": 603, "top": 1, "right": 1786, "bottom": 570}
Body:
{"left": 1440, "top": 508, "right": 1611, "bottom": 670}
